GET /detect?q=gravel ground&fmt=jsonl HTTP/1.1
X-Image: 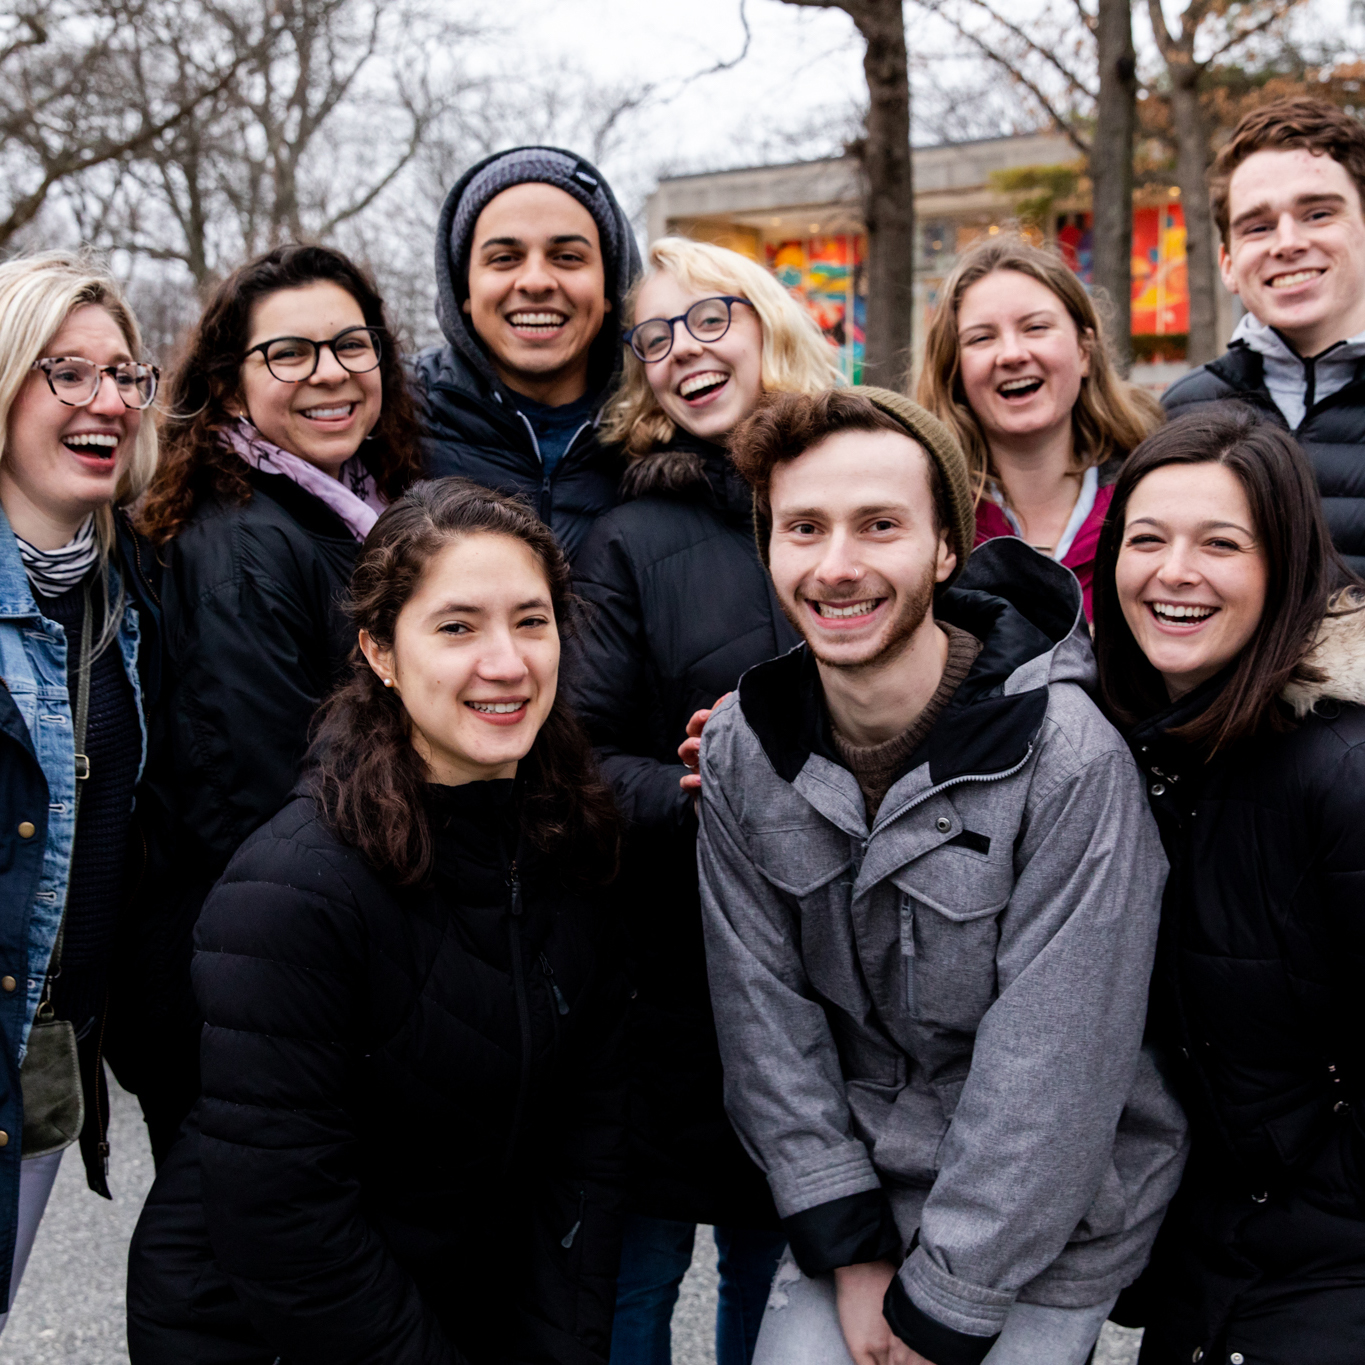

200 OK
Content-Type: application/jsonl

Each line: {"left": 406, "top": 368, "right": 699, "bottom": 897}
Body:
{"left": 0, "top": 1083, "right": 1144, "bottom": 1365}
{"left": 2, "top": 1080, "right": 153, "bottom": 1363}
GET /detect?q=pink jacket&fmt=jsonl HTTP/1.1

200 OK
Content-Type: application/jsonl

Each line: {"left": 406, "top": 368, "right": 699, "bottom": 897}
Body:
{"left": 974, "top": 481, "right": 1115, "bottom": 622}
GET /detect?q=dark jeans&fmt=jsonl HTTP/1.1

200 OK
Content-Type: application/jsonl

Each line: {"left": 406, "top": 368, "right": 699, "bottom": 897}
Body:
{"left": 610, "top": 1215, "right": 786, "bottom": 1365}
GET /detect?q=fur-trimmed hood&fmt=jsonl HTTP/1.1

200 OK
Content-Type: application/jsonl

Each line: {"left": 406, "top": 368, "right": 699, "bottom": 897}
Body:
{"left": 619, "top": 438, "right": 755, "bottom": 528}
{"left": 619, "top": 445, "right": 709, "bottom": 501}
{"left": 1283, "top": 592, "right": 1365, "bottom": 717}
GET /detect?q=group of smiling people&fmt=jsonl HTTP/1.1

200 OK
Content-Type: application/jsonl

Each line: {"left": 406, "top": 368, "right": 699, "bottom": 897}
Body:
{"left": 0, "top": 94, "right": 1361, "bottom": 1365}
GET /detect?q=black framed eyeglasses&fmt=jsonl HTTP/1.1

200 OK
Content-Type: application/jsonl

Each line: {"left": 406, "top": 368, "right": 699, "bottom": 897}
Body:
{"left": 31, "top": 356, "right": 160, "bottom": 410}
{"left": 244, "top": 326, "right": 384, "bottom": 382}
{"left": 623, "top": 296, "right": 753, "bottom": 364}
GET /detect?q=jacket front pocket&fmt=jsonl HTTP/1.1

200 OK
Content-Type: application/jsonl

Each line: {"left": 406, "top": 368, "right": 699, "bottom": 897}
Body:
{"left": 900, "top": 892, "right": 1000, "bottom": 1031}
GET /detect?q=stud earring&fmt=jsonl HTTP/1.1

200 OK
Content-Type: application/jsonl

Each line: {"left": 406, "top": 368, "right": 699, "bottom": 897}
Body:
{"left": 383, "top": 678, "right": 394, "bottom": 688}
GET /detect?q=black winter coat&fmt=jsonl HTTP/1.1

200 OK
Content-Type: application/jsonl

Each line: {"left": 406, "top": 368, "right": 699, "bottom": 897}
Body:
{"left": 1118, "top": 610, "right": 1365, "bottom": 1365}
{"left": 565, "top": 438, "right": 797, "bottom": 1227}
{"left": 412, "top": 346, "right": 623, "bottom": 564}
{"left": 130, "top": 468, "right": 363, "bottom": 1155}
{"left": 1163, "top": 343, "right": 1365, "bottom": 574}
{"left": 127, "top": 782, "right": 627, "bottom": 1365}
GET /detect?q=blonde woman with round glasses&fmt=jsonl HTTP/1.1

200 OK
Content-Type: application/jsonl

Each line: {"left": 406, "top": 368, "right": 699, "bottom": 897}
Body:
{"left": 0, "top": 252, "right": 161, "bottom": 1331}
{"left": 570, "top": 236, "right": 840, "bottom": 1365}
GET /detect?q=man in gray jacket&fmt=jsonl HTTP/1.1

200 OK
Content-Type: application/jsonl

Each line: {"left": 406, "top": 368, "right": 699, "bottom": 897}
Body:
{"left": 696, "top": 388, "right": 1186, "bottom": 1365}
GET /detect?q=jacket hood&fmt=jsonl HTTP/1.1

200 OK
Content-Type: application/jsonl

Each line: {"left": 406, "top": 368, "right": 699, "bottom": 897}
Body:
{"left": 738, "top": 536, "right": 1092, "bottom": 786}
{"left": 1232, "top": 312, "right": 1365, "bottom": 367}
{"left": 433, "top": 145, "right": 642, "bottom": 401}
{"left": 1283, "top": 591, "right": 1365, "bottom": 717}
{"left": 619, "top": 435, "right": 754, "bottom": 524}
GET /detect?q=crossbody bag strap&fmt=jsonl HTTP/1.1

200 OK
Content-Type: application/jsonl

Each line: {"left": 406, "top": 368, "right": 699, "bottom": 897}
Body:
{"left": 38, "top": 580, "right": 94, "bottom": 1012}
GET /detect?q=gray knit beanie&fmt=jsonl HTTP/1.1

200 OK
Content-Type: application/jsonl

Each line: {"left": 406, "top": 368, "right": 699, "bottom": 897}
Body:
{"left": 449, "top": 147, "right": 631, "bottom": 303}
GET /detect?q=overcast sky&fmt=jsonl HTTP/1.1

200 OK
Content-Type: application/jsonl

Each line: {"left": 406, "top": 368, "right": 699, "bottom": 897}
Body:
{"left": 476, "top": 0, "right": 1362, "bottom": 223}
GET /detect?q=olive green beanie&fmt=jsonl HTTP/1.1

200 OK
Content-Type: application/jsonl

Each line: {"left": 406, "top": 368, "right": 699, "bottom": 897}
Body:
{"left": 849, "top": 386, "right": 975, "bottom": 587}
{"left": 747, "top": 385, "right": 975, "bottom": 587}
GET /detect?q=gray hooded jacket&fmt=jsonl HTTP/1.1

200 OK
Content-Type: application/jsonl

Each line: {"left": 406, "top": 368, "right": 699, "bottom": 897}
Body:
{"left": 696, "top": 539, "right": 1188, "bottom": 1364}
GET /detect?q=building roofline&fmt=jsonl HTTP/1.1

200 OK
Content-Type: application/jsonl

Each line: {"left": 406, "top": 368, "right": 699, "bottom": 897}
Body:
{"left": 655, "top": 128, "right": 1071, "bottom": 186}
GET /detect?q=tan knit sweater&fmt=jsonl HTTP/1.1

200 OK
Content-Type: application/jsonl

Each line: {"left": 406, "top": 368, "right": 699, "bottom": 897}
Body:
{"left": 832, "top": 624, "right": 983, "bottom": 823}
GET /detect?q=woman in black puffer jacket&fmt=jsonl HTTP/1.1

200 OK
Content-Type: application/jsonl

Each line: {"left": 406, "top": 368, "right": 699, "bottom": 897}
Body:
{"left": 129, "top": 244, "right": 425, "bottom": 1158}
{"left": 126, "top": 479, "right": 626, "bottom": 1365}
{"left": 567, "top": 238, "right": 839, "bottom": 1365}
{"left": 1092, "top": 406, "right": 1365, "bottom": 1365}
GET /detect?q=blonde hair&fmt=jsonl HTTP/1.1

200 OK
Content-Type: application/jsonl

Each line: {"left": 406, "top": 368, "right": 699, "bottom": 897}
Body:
{"left": 601, "top": 237, "right": 842, "bottom": 457}
{"left": 915, "top": 235, "right": 1162, "bottom": 502}
{"left": 0, "top": 251, "right": 159, "bottom": 550}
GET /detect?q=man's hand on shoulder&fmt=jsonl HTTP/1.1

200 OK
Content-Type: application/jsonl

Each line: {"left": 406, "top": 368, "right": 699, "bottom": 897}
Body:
{"left": 833, "top": 1261, "right": 937, "bottom": 1365}
{"left": 678, "top": 693, "right": 730, "bottom": 799}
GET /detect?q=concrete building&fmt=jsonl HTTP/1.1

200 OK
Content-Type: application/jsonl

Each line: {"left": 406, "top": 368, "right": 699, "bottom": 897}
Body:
{"left": 645, "top": 131, "right": 1236, "bottom": 386}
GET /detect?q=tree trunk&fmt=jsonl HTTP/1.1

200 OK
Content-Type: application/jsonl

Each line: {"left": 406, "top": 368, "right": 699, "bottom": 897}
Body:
{"left": 1168, "top": 66, "right": 1219, "bottom": 364}
{"left": 849, "top": 0, "right": 915, "bottom": 388}
{"left": 1091, "top": 0, "right": 1136, "bottom": 373}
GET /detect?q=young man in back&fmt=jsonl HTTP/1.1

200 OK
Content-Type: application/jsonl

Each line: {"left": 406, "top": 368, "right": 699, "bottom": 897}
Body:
{"left": 1163, "top": 96, "right": 1365, "bottom": 573}
{"left": 413, "top": 146, "right": 641, "bottom": 562}
{"left": 695, "top": 388, "right": 1187, "bottom": 1365}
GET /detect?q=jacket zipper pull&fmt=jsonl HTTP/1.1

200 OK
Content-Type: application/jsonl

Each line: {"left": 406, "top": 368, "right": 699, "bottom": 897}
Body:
{"left": 539, "top": 953, "right": 569, "bottom": 1015}
{"left": 508, "top": 861, "right": 522, "bottom": 917}
{"left": 561, "top": 1188, "right": 586, "bottom": 1248}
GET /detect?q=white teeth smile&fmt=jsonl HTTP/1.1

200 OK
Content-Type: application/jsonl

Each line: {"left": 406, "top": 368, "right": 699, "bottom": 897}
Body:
{"left": 64, "top": 433, "right": 118, "bottom": 449}
{"left": 467, "top": 701, "right": 524, "bottom": 713}
{"left": 303, "top": 405, "right": 353, "bottom": 419}
{"left": 814, "top": 599, "right": 880, "bottom": 618}
{"left": 1269, "top": 269, "right": 1323, "bottom": 289}
{"left": 680, "top": 371, "right": 728, "bottom": 398}
{"left": 999, "top": 378, "right": 1043, "bottom": 395}
{"left": 508, "top": 312, "right": 565, "bottom": 329}
{"left": 1151, "top": 603, "right": 1216, "bottom": 622}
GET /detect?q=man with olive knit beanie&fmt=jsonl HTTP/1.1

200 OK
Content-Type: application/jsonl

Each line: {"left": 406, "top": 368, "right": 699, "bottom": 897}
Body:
{"left": 694, "top": 388, "right": 1188, "bottom": 1365}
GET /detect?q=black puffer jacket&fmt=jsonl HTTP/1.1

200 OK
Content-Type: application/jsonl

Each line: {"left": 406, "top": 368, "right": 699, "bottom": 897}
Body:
{"left": 565, "top": 438, "right": 798, "bottom": 1227}
{"left": 127, "top": 782, "right": 626, "bottom": 1365}
{"left": 1119, "top": 607, "right": 1365, "bottom": 1365}
{"left": 129, "top": 468, "right": 364, "bottom": 1156}
{"left": 412, "top": 346, "right": 623, "bottom": 564}
{"left": 1163, "top": 344, "right": 1365, "bottom": 574}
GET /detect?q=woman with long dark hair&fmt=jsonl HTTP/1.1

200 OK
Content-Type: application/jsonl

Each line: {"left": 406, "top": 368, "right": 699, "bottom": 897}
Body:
{"left": 1092, "top": 405, "right": 1365, "bottom": 1363}
{"left": 131, "top": 244, "right": 425, "bottom": 1152}
{"left": 127, "top": 478, "right": 626, "bottom": 1364}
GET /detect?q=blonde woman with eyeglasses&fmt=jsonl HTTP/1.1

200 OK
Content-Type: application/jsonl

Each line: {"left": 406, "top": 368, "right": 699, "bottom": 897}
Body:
{"left": 0, "top": 252, "right": 162, "bottom": 1331}
{"left": 568, "top": 236, "right": 841, "bottom": 1365}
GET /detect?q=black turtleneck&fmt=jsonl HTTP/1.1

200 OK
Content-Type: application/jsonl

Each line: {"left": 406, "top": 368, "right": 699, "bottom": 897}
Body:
{"left": 426, "top": 778, "right": 518, "bottom": 970}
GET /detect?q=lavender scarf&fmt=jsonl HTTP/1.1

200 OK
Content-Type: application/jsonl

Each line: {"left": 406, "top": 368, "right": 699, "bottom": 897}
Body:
{"left": 223, "top": 419, "right": 386, "bottom": 542}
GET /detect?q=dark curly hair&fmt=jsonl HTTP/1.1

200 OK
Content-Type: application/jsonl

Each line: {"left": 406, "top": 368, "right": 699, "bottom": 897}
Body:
{"left": 140, "top": 243, "right": 423, "bottom": 545}
{"left": 308, "top": 477, "right": 619, "bottom": 886}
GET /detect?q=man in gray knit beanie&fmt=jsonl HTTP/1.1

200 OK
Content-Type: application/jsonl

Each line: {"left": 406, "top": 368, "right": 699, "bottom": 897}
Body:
{"left": 413, "top": 146, "right": 642, "bottom": 562}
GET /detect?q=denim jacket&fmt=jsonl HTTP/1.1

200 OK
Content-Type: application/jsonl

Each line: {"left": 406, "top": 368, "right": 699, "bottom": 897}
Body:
{"left": 0, "top": 504, "right": 159, "bottom": 1304}
{"left": 0, "top": 510, "right": 146, "bottom": 1055}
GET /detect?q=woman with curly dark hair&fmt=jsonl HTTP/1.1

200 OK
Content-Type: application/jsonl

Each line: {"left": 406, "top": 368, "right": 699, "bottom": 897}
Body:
{"left": 127, "top": 244, "right": 425, "bottom": 1157}
{"left": 127, "top": 477, "right": 626, "bottom": 1365}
